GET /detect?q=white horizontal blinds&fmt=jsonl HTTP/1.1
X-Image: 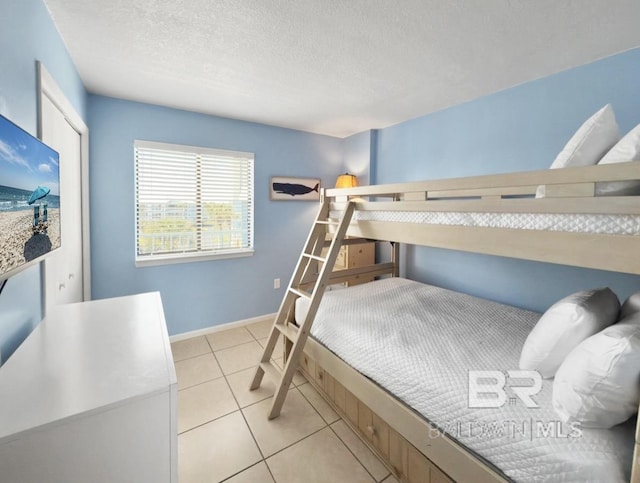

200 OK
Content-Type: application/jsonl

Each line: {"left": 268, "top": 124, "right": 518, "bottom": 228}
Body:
{"left": 135, "top": 141, "right": 254, "bottom": 261}
{"left": 199, "top": 152, "right": 253, "bottom": 252}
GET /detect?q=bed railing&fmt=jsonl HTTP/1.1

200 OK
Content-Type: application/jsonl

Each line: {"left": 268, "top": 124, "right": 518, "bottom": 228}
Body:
{"left": 323, "top": 161, "right": 640, "bottom": 275}
{"left": 321, "top": 161, "right": 640, "bottom": 482}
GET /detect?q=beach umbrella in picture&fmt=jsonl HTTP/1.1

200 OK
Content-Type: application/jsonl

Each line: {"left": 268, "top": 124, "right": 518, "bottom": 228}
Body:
{"left": 28, "top": 186, "right": 50, "bottom": 205}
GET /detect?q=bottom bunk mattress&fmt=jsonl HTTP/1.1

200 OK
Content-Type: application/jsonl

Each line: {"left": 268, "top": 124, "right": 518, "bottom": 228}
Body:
{"left": 295, "top": 277, "right": 635, "bottom": 483}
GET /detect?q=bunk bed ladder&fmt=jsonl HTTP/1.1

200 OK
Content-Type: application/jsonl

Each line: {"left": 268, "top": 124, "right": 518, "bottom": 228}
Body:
{"left": 250, "top": 199, "right": 356, "bottom": 419}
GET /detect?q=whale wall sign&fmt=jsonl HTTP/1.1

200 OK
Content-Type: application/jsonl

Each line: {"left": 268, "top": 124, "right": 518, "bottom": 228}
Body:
{"left": 270, "top": 176, "right": 321, "bottom": 201}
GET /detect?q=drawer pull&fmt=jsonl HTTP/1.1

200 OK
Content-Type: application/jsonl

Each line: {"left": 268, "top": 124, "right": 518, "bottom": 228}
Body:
{"left": 366, "top": 425, "right": 376, "bottom": 436}
{"left": 318, "top": 371, "right": 324, "bottom": 380}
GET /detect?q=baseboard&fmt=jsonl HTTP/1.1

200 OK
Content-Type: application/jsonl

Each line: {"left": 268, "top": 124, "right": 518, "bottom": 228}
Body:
{"left": 169, "top": 312, "right": 277, "bottom": 342}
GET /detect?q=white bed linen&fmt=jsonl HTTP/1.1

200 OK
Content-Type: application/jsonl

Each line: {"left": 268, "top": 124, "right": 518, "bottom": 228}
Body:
{"left": 329, "top": 210, "right": 640, "bottom": 236}
{"left": 296, "top": 278, "right": 634, "bottom": 483}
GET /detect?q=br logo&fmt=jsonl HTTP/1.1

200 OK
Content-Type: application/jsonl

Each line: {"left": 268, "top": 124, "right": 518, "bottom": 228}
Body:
{"left": 468, "top": 370, "right": 542, "bottom": 408}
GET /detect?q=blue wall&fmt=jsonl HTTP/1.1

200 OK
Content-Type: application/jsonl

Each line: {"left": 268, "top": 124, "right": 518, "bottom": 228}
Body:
{"left": 4, "top": 0, "right": 640, "bottom": 346}
{"left": 373, "top": 47, "right": 640, "bottom": 312}
{"left": 88, "top": 95, "right": 344, "bottom": 335}
{"left": 342, "top": 130, "right": 374, "bottom": 185}
{"left": 0, "top": 0, "right": 87, "bottom": 363}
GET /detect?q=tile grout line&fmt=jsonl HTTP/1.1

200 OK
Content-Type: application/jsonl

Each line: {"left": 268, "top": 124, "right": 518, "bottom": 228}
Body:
{"left": 177, "top": 407, "right": 241, "bottom": 437}
{"left": 176, "top": 335, "right": 242, "bottom": 437}
{"left": 237, "top": 386, "right": 305, "bottom": 462}
{"left": 176, "top": 372, "right": 226, "bottom": 393}
{"left": 259, "top": 422, "right": 330, "bottom": 465}
{"left": 179, "top": 325, "right": 350, "bottom": 482}
{"left": 237, "top": 385, "right": 336, "bottom": 480}
{"left": 236, "top": 407, "right": 276, "bottom": 482}
{"left": 295, "top": 383, "right": 387, "bottom": 481}
{"left": 207, "top": 330, "right": 277, "bottom": 481}
{"left": 172, "top": 324, "right": 264, "bottom": 364}
{"left": 301, "top": 370, "right": 390, "bottom": 482}
{"left": 296, "top": 381, "right": 337, "bottom": 425}
{"left": 172, "top": 350, "right": 212, "bottom": 364}
{"left": 181, "top": 331, "right": 269, "bottom": 481}
{"left": 327, "top": 421, "right": 387, "bottom": 483}
{"left": 218, "top": 460, "right": 270, "bottom": 483}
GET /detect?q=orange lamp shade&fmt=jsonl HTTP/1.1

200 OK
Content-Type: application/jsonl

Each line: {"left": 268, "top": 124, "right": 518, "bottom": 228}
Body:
{"left": 335, "top": 173, "right": 358, "bottom": 189}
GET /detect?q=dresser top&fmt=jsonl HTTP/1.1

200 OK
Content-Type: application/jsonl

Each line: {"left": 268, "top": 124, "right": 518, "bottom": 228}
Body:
{"left": 0, "top": 292, "right": 176, "bottom": 442}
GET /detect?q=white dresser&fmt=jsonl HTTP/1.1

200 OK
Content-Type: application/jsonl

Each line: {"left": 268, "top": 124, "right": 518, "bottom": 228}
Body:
{"left": 0, "top": 292, "right": 177, "bottom": 483}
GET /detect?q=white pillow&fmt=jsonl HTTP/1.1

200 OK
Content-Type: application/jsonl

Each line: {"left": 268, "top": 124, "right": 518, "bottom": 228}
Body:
{"left": 552, "top": 315, "right": 640, "bottom": 428}
{"left": 595, "top": 123, "right": 640, "bottom": 196}
{"left": 536, "top": 104, "right": 620, "bottom": 197}
{"left": 519, "top": 288, "right": 620, "bottom": 378}
{"left": 621, "top": 291, "right": 640, "bottom": 319}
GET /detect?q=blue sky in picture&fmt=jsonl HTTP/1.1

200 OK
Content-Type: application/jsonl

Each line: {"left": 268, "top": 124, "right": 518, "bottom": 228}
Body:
{"left": 0, "top": 115, "right": 60, "bottom": 196}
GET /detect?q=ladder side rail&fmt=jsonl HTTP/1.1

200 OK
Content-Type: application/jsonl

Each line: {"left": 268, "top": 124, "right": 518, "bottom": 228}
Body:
{"left": 295, "top": 201, "right": 355, "bottom": 337}
{"left": 267, "top": 202, "right": 355, "bottom": 418}
{"left": 250, "top": 200, "right": 329, "bottom": 389}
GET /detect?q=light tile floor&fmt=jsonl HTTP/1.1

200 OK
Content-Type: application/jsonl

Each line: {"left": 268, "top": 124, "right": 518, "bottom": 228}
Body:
{"left": 172, "top": 322, "right": 398, "bottom": 483}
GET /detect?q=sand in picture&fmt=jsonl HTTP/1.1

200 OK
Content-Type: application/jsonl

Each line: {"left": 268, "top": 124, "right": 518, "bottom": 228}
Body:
{"left": 0, "top": 208, "right": 61, "bottom": 274}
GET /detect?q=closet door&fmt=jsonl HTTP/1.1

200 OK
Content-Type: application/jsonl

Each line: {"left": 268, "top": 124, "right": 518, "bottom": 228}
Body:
{"left": 40, "top": 94, "right": 84, "bottom": 309}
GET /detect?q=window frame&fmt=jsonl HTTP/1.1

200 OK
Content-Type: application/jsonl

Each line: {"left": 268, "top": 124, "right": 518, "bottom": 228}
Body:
{"left": 134, "top": 140, "right": 254, "bottom": 268}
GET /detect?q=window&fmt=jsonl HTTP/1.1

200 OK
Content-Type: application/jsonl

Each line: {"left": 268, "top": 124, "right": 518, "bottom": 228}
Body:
{"left": 135, "top": 140, "right": 254, "bottom": 267}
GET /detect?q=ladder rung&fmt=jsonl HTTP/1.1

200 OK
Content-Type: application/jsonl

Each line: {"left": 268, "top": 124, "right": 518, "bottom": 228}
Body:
{"left": 275, "top": 323, "right": 299, "bottom": 343}
{"left": 289, "top": 287, "right": 312, "bottom": 299}
{"left": 250, "top": 200, "right": 357, "bottom": 420}
{"left": 303, "top": 253, "right": 326, "bottom": 262}
{"left": 259, "top": 360, "right": 283, "bottom": 383}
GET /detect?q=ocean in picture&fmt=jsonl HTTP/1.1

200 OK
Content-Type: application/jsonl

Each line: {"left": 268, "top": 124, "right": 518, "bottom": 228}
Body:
{"left": 0, "top": 113, "right": 61, "bottom": 278}
{"left": 0, "top": 184, "right": 61, "bottom": 212}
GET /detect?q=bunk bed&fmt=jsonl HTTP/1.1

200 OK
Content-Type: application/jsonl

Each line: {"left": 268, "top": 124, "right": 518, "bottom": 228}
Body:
{"left": 287, "top": 161, "right": 640, "bottom": 483}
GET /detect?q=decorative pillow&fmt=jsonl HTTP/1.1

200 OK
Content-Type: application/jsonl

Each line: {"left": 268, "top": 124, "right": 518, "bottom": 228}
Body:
{"left": 552, "top": 315, "right": 640, "bottom": 428}
{"left": 519, "top": 288, "right": 620, "bottom": 378}
{"left": 536, "top": 104, "right": 620, "bottom": 197}
{"left": 621, "top": 291, "right": 640, "bottom": 319}
{"left": 595, "top": 123, "right": 640, "bottom": 196}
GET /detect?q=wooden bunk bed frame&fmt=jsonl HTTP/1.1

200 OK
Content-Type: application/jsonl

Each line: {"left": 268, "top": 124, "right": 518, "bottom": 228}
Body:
{"left": 285, "top": 161, "right": 640, "bottom": 483}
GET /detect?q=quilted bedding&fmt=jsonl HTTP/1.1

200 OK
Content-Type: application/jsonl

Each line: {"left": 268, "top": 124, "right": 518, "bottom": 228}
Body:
{"left": 329, "top": 210, "right": 640, "bottom": 236}
{"left": 296, "top": 277, "right": 635, "bottom": 482}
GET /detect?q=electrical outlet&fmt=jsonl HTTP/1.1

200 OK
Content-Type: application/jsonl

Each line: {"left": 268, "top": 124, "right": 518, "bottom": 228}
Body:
{"left": 274, "top": 278, "right": 280, "bottom": 289}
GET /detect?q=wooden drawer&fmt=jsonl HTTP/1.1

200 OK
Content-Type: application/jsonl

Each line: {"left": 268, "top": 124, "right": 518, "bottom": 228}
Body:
{"left": 407, "top": 444, "right": 431, "bottom": 483}
{"left": 321, "top": 238, "right": 375, "bottom": 286}
{"left": 334, "top": 379, "right": 347, "bottom": 413}
{"left": 335, "top": 245, "right": 347, "bottom": 269}
{"left": 358, "top": 401, "right": 374, "bottom": 443}
{"left": 389, "top": 427, "right": 408, "bottom": 480}
{"left": 346, "top": 243, "right": 374, "bottom": 268}
{"left": 299, "top": 352, "right": 314, "bottom": 377}
{"left": 345, "top": 389, "right": 359, "bottom": 425}
{"left": 301, "top": 349, "right": 456, "bottom": 483}
{"left": 371, "top": 412, "right": 390, "bottom": 459}
{"left": 314, "top": 365, "right": 325, "bottom": 387}
{"left": 323, "top": 371, "right": 335, "bottom": 401}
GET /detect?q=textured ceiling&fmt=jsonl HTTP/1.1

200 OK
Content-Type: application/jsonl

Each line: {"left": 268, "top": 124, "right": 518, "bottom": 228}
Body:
{"left": 44, "top": 0, "right": 640, "bottom": 138}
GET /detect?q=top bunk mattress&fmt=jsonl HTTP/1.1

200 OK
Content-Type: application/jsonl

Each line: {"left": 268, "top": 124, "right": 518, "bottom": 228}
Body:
{"left": 329, "top": 210, "right": 640, "bottom": 236}
{"left": 296, "top": 277, "right": 635, "bottom": 483}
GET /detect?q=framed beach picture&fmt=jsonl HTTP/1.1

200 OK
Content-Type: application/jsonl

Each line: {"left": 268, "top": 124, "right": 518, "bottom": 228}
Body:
{"left": 270, "top": 176, "right": 321, "bottom": 201}
{"left": 0, "top": 113, "right": 61, "bottom": 281}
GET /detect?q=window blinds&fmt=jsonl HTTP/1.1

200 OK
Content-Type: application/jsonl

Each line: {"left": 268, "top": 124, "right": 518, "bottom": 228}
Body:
{"left": 135, "top": 140, "right": 254, "bottom": 265}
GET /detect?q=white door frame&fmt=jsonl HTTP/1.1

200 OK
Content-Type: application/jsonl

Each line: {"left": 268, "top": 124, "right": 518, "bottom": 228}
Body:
{"left": 37, "top": 62, "right": 91, "bottom": 305}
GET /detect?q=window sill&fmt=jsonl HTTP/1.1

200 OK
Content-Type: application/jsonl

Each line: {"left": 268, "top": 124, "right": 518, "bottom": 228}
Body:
{"left": 135, "top": 249, "right": 254, "bottom": 268}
